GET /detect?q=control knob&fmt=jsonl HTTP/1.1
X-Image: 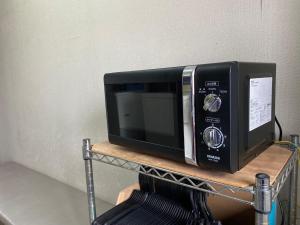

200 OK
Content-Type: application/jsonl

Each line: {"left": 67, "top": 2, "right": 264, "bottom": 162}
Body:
{"left": 203, "top": 94, "right": 222, "bottom": 112}
{"left": 203, "top": 127, "right": 224, "bottom": 149}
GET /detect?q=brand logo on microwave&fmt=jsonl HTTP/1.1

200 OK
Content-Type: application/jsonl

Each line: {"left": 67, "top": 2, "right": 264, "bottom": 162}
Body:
{"left": 207, "top": 154, "right": 220, "bottom": 162}
{"left": 205, "top": 81, "right": 219, "bottom": 87}
{"left": 205, "top": 117, "right": 220, "bottom": 124}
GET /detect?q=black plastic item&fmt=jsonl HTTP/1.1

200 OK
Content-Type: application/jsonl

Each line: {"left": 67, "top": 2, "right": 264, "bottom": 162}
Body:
{"left": 138, "top": 174, "right": 222, "bottom": 225}
{"left": 93, "top": 174, "right": 222, "bottom": 225}
{"left": 139, "top": 172, "right": 195, "bottom": 210}
{"left": 93, "top": 190, "right": 191, "bottom": 225}
{"left": 92, "top": 190, "right": 147, "bottom": 225}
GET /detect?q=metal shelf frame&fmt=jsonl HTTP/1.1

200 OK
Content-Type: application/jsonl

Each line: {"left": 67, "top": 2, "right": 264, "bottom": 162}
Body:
{"left": 82, "top": 135, "right": 299, "bottom": 225}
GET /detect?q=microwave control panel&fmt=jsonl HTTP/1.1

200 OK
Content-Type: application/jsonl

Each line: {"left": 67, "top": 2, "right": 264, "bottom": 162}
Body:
{"left": 194, "top": 66, "right": 231, "bottom": 170}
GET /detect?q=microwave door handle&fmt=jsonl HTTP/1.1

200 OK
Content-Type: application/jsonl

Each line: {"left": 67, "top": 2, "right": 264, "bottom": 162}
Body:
{"left": 182, "top": 66, "right": 198, "bottom": 166}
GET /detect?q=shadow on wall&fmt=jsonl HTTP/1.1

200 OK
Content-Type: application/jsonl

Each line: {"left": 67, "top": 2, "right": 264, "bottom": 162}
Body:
{"left": 0, "top": 214, "right": 12, "bottom": 225}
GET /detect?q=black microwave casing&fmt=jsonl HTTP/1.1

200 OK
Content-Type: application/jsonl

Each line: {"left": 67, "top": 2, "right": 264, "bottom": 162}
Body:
{"left": 104, "top": 62, "right": 276, "bottom": 173}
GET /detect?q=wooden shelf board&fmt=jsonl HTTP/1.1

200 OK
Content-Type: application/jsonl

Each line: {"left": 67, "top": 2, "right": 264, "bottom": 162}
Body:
{"left": 92, "top": 142, "right": 292, "bottom": 188}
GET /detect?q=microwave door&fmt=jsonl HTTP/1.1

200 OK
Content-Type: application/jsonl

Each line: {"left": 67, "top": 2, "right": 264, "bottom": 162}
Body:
{"left": 115, "top": 92, "right": 145, "bottom": 140}
{"left": 109, "top": 82, "right": 183, "bottom": 150}
{"left": 142, "top": 93, "right": 178, "bottom": 147}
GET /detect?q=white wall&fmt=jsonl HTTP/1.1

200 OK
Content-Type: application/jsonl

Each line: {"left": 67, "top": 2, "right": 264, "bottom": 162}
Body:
{"left": 0, "top": 36, "right": 10, "bottom": 163}
{"left": 0, "top": 0, "right": 300, "bottom": 204}
{"left": 0, "top": 90, "right": 8, "bottom": 163}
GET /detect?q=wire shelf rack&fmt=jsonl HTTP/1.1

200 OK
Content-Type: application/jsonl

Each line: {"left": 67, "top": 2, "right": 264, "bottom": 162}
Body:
{"left": 89, "top": 148, "right": 297, "bottom": 206}
{"left": 272, "top": 149, "right": 298, "bottom": 199}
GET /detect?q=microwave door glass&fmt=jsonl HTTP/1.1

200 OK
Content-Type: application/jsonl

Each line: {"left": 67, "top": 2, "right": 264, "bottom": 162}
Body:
{"left": 109, "top": 83, "right": 180, "bottom": 148}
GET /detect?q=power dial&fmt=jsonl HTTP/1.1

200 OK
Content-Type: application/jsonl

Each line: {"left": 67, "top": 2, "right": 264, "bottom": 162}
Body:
{"left": 203, "top": 94, "right": 222, "bottom": 112}
{"left": 203, "top": 127, "right": 224, "bottom": 149}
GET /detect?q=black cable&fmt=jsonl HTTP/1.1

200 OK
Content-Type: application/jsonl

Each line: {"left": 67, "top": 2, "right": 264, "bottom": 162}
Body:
{"left": 279, "top": 200, "right": 285, "bottom": 225}
{"left": 275, "top": 115, "right": 283, "bottom": 141}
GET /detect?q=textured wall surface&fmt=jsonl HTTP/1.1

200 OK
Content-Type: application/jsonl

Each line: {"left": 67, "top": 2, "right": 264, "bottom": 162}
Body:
{"left": 0, "top": 56, "right": 10, "bottom": 164}
{"left": 0, "top": 0, "right": 300, "bottom": 204}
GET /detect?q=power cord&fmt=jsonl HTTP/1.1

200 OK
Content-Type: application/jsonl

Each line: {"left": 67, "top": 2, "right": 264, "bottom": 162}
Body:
{"left": 275, "top": 115, "right": 283, "bottom": 141}
{"left": 278, "top": 200, "right": 285, "bottom": 225}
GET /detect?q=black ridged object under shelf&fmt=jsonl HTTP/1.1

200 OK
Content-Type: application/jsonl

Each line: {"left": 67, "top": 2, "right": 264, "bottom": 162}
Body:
{"left": 92, "top": 190, "right": 191, "bottom": 225}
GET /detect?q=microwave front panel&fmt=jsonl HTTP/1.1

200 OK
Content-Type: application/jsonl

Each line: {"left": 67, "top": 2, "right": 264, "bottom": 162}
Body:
{"left": 105, "top": 70, "right": 184, "bottom": 152}
{"left": 194, "top": 64, "right": 232, "bottom": 170}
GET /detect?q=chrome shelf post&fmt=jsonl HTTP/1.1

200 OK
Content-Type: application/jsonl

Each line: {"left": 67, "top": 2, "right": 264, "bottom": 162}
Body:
{"left": 288, "top": 134, "right": 299, "bottom": 225}
{"left": 254, "top": 173, "right": 272, "bottom": 225}
{"left": 83, "top": 138, "right": 96, "bottom": 225}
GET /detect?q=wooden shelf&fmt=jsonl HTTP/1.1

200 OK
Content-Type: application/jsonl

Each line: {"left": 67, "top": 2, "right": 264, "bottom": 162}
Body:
{"left": 92, "top": 142, "right": 292, "bottom": 188}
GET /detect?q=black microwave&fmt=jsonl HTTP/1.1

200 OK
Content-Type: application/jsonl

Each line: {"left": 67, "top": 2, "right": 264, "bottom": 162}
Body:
{"left": 104, "top": 62, "right": 276, "bottom": 173}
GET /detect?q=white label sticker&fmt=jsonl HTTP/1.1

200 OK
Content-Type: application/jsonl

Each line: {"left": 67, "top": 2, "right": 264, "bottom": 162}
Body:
{"left": 249, "top": 77, "right": 273, "bottom": 131}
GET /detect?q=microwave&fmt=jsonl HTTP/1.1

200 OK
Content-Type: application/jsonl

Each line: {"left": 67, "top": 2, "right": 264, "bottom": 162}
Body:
{"left": 104, "top": 62, "right": 276, "bottom": 172}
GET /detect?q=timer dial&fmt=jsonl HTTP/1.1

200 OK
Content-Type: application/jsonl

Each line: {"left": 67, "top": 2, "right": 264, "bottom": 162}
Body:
{"left": 203, "top": 126, "right": 224, "bottom": 149}
{"left": 203, "top": 94, "right": 222, "bottom": 112}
